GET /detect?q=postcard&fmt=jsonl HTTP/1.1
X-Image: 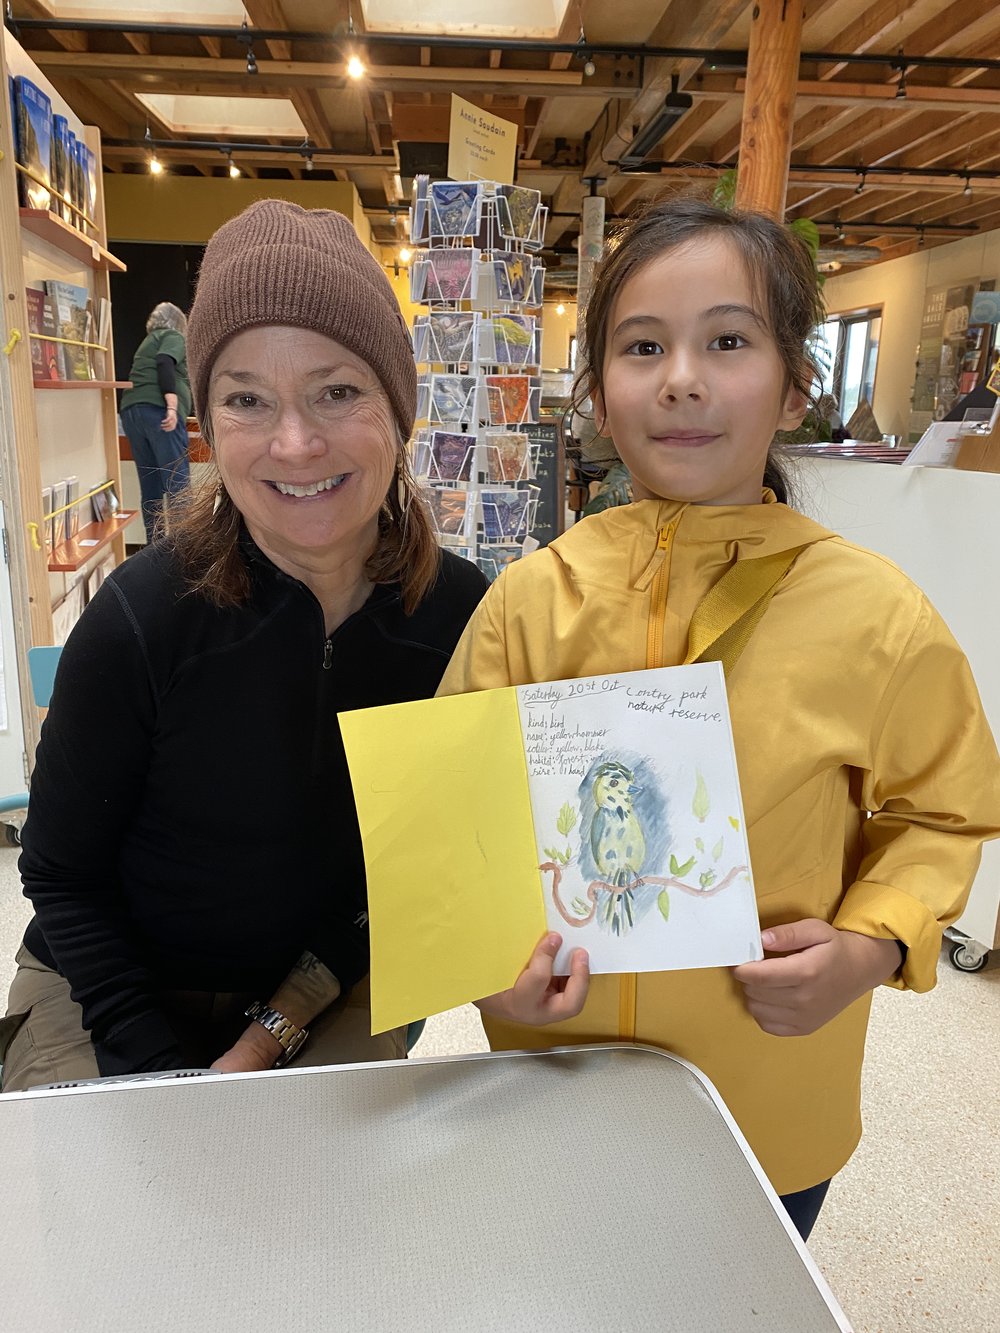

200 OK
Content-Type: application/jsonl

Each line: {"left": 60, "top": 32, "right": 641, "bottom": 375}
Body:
{"left": 410, "top": 173, "right": 430, "bottom": 242}
{"left": 481, "top": 487, "right": 532, "bottom": 542}
{"left": 423, "top": 485, "right": 473, "bottom": 543}
{"left": 485, "top": 374, "right": 539, "bottom": 426}
{"left": 498, "top": 184, "right": 542, "bottom": 242}
{"left": 424, "top": 248, "right": 480, "bottom": 303}
{"left": 493, "top": 252, "right": 545, "bottom": 306}
{"left": 482, "top": 314, "right": 538, "bottom": 367}
{"left": 429, "top": 374, "right": 479, "bottom": 424}
{"left": 339, "top": 661, "right": 761, "bottom": 1032}
{"left": 413, "top": 311, "right": 479, "bottom": 365}
{"left": 484, "top": 430, "right": 530, "bottom": 482}
{"left": 429, "top": 429, "right": 476, "bottom": 482}
{"left": 429, "top": 180, "right": 483, "bottom": 238}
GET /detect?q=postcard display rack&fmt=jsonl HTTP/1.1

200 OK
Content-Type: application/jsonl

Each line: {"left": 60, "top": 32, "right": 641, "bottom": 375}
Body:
{"left": 409, "top": 177, "right": 548, "bottom": 581}
{"left": 0, "top": 30, "right": 131, "bottom": 766}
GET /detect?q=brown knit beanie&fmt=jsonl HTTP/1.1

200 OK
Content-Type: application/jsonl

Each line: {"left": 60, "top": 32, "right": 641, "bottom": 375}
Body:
{"left": 187, "top": 198, "right": 416, "bottom": 440}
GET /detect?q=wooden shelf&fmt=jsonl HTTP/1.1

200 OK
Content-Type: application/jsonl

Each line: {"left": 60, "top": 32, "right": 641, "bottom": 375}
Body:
{"left": 48, "top": 513, "right": 138, "bottom": 572}
{"left": 19, "top": 208, "right": 126, "bottom": 272}
{"left": 34, "top": 379, "right": 131, "bottom": 390}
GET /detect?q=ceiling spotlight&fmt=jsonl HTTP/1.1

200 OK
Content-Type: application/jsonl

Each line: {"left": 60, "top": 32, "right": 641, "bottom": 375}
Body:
{"left": 556, "top": 302, "right": 567, "bottom": 316}
{"left": 399, "top": 246, "right": 412, "bottom": 263}
{"left": 583, "top": 56, "right": 596, "bottom": 78}
{"left": 149, "top": 154, "right": 163, "bottom": 176}
{"left": 855, "top": 172, "right": 866, "bottom": 196}
{"left": 228, "top": 153, "right": 240, "bottom": 178}
{"left": 347, "top": 54, "right": 365, "bottom": 79}
{"left": 239, "top": 18, "right": 258, "bottom": 74}
{"left": 304, "top": 153, "right": 314, "bottom": 172}
{"left": 894, "top": 52, "right": 907, "bottom": 100}
{"left": 917, "top": 227, "right": 925, "bottom": 248}
{"left": 963, "top": 175, "right": 973, "bottom": 198}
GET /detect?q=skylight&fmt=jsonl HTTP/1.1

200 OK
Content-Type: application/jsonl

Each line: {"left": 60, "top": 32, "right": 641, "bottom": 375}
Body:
{"left": 360, "top": 0, "right": 572, "bottom": 41}
{"left": 135, "top": 94, "right": 305, "bottom": 139}
{"left": 52, "top": 1, "right": 246, "bottom": 21}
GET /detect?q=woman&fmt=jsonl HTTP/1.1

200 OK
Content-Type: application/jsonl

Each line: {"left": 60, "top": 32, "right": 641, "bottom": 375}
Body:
{"left": 119, "top": 301, "right": 192, "bottom": 542}
{"left": 1, "top": 199, "right": 498, "bottom": 1088}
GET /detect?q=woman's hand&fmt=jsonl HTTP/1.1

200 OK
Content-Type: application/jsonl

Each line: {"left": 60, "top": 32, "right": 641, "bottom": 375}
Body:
{"left": 161, "top": 393, "right": 179, "bottom": 432}
{"left": 475, "top": 932, "right": 590, "bottom": 1026}
{"left": 210, "top": 1022, "right": 284, "bottom": 1074}
{"left": 732, "top": 919, "right": 904, "bottom": 1037}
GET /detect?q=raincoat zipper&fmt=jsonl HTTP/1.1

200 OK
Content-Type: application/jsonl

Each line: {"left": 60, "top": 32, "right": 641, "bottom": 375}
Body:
{"left": 323, "top": 639, "right": 333, "bottom": 670}
{"left": 621, "top": 521, "right": 677, "bottom": 1042}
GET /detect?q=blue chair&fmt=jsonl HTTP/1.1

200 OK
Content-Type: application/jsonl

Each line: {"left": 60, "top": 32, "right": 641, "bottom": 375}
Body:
{"left": 0, "top": 646, "right": 63, "bottom": 842}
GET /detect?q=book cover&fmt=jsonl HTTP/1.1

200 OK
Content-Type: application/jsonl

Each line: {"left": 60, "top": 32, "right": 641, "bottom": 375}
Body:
{"left": 91, "top": 481, "right": 111, "bottom": 524}
{"left": 40, "top": 295, "right": 66, "bottom": 379}
{"left": 45, "top": 280, "right": 92, "bottom": 380}
{"left": 63, "top": 476, "right": 80, "bottom": 543}
{"left": 13, "top": 76, "right": 52, "bottom": 211}
{"left": 41, "top": 485, "right": 53, "bottom": 556}
{"left": 80, "top": 142, "right": 98, "bottom": 232}
{"left": 50, "top": 479, "right": 67, "bottom": 553}
{"left": 24, "top": 287, "right": 48, "bottom": 379}
{"left": 51, "top": 114, "right": 72, "bottom": 222}
{"left": 68, "top": 132, "right": 84, "bottom": 226}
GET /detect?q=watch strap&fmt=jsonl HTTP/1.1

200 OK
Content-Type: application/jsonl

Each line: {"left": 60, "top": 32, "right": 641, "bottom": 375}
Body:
{"left": 245, "top": 1001, "right": 309, "bottom": 1067}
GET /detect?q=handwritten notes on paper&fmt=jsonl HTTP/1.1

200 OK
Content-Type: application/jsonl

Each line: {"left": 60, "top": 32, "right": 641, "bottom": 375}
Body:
{"left": 340, "top": 663, "right": 763, "bottom": 1033}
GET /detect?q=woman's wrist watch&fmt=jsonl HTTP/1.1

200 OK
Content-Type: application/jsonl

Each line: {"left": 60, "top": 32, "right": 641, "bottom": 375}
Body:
{"left": 244, "top": 1001, "right": 309, "bottom": 1067}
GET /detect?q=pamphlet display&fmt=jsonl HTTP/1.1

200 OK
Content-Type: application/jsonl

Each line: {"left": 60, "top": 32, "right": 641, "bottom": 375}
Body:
{"left": 410, "top": 173, "right": 547, "bottom": 579}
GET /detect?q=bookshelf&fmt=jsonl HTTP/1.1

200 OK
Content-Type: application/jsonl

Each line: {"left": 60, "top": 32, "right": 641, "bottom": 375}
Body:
{"left": 48, "top": 513, "right": 139, "bottom": 573}
{"left": 0, "top": 28, "right": 128, "bottom": 769}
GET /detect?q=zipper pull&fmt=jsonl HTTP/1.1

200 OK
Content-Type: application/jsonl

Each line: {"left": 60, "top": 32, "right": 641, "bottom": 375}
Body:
{"left": 322, "top": 639, "right": 333, "bottom": 670}
{"left": 657, "top": 523, "right": 674, "bottom": 551}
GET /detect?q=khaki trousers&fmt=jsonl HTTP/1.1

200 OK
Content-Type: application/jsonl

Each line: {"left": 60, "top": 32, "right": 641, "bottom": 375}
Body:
{"left": 0, "top": 945, "right": 405, "bottom": 1093}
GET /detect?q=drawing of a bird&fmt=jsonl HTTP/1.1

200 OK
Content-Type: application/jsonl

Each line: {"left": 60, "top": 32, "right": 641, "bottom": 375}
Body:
{"left": 590, "top": 761, "right": 647, "bottom": 935}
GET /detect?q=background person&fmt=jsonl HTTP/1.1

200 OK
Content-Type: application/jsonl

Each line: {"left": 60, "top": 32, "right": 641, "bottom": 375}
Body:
{"left": 119, "top": 301, "right": 192, "bottom": 541}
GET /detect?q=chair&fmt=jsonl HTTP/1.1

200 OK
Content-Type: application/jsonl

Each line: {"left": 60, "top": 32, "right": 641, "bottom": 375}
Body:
{"left": 0, "top": 646, "right": 64, "bottom": 843}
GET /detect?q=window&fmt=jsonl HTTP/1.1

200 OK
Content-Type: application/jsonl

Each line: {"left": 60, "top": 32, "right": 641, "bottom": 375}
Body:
{"left": 818, "top": 309, "right": 882, "bottom": 426}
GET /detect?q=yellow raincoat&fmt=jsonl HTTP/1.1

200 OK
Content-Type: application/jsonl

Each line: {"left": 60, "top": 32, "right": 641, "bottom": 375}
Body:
{"left": 438, "top": 494, "right": 1000, "bottom": 1193}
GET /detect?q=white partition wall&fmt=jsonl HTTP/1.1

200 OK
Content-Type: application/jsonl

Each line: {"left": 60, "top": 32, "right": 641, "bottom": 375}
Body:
{"left": 795, "top": 458, "right": 1000, "bottom": 952}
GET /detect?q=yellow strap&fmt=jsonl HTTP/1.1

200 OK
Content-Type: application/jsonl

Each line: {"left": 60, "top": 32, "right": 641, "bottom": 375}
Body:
{"left": 684, "top": 544, "right": 810, "bottom": 676}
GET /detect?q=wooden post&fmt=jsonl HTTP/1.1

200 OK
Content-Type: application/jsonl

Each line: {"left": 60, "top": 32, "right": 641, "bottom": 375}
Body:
{"left": 734, "top": 0, "right": 803, "bottom": 218}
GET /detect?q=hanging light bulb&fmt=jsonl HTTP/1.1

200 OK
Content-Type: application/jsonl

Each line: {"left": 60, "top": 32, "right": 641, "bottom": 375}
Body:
{"left": 399, "top": 247, "right": 412, "bottom": 263}
{"left": 556, "top": 302, "right": 567, "bottom": 316}
{"left": 149, "top": 153, "right": 163, "bottom": 175}
{"left": 347, "top": 54, "right": 365, "bottom": 79}
{"left": 963, "top": 175, "right": 973, "bottom": 198}
{"left": 228, "top": 153, "right": 241, "bottom": 178}
{"left": 855, "top": 172, "right": 866, "bottom": 196}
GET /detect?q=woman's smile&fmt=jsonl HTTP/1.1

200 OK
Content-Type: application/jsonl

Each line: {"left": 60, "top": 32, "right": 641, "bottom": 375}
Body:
{"left": 269, "top": 473, "right": 349, "bottom": 498}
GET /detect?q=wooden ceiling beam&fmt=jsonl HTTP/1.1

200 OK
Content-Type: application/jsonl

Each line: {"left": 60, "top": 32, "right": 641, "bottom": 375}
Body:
{"left": 580, "top": 0, "right": 746, "bottom": 179}
{"left": 289, "top": 90, "right": 329, "bottom": 147}
{"left": 31, "top": 51, "right": 589, "bottom": 96}
{"left": 816, "top": 0, "right": 915, "bottom": 83}
{"left": 199, "top": 36, "right": 222, "bottom": 59}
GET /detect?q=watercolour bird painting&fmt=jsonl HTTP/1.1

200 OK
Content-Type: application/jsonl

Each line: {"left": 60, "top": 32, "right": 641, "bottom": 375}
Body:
{"left": 517, "top": 662, "right": 764, "bottom": 975}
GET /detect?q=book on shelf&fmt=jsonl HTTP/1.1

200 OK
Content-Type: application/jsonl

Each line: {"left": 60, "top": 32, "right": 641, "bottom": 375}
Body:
{"left": 12, "top": 75, "right": 52, "bottom": 211}
{"left": 44, "top": 279, "right": 93, "bottom": 380}
{"left": 41, "top": 485, "right": 53, "bottom": 557}
{"left": 63, "top": 476, "right": 80, "bottom": 544}
{"left": 50, "top": 479, "right": 67, "bottom": 551}
{"left": 91, "top": 481, "right": 111, "bottom": 524}
{"left": 24, "top": 287, "right": 49, "bottom": 380}
{"left": 80, "top": 141, "right": 98, "bottom": 233}
{"left": 51, "top": 114, "right": 72, "bottom": 223}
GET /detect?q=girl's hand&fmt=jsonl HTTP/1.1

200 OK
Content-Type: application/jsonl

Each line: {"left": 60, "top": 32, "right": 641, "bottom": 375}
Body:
{"left": 732, "top": 919, "right": 903, "bottom": 1037}
{"left": 476, "top": 932, "right": 590, "bottom": 1026}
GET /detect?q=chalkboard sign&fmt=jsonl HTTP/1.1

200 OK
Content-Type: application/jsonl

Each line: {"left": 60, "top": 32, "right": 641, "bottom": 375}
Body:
{"left": 522, "top": 418, "right": 563, "bottom": 546}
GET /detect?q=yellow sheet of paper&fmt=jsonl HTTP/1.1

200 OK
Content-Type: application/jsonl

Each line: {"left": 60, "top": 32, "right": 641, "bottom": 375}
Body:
{"left": 339, "top": 686, "right": 545, "bottom": 1034}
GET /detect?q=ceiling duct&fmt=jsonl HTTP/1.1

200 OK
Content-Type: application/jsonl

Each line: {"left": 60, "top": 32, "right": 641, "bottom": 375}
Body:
{"left": 619, "top": 76, "right": 693, "bottom": 168}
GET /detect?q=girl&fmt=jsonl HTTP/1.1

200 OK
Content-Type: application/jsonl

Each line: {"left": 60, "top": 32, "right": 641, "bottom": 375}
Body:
{"left": 442, "top": 197, "right": 1000, "bottom": 1239}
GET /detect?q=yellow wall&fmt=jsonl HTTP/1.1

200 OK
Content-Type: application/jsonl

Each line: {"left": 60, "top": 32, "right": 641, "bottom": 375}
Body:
{"left": 541, "top": 301, "right": 577, "bottom": 370}
{"left": 822, "top": 228, "right": 1000, "bottom": 441}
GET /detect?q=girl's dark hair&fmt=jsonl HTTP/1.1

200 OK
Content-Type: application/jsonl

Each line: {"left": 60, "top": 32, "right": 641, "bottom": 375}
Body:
{"left": 572, "top": 195, "right": 826, "bottom": 505}
{"left": 163, "top": 424, "right": 440, "bottom": 615}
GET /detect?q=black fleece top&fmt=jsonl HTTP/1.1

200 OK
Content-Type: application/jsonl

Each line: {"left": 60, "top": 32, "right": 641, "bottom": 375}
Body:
{"left": 18, "top": 537, "right": 488, "bottom": 1076}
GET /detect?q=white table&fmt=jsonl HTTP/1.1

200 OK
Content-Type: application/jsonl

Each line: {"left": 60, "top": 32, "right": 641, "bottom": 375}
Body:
{"left": 1, "top": 1045, "right": 850, "bottom": 1332}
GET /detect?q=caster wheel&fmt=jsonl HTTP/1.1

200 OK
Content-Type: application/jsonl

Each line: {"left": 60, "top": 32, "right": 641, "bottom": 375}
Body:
{"left": 3, "top": 824, "right": 21, "bottom": 847}
{"left": 949, "top": 941, "right": 989, "bottom": 973}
